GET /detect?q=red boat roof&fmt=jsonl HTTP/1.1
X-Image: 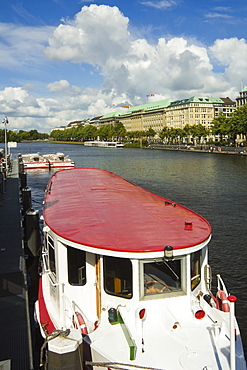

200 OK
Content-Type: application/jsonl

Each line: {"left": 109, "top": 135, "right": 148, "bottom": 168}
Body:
{"left": 43, "top": 168, "right": 211, "bottom": 254}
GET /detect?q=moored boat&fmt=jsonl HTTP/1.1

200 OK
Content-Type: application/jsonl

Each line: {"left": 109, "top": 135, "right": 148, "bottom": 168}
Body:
{"left": 35, "top": 168, "right": 246, "bottom": 370}
{"left": 43, "top": 152, "right": 75, "bottom": 168}
{"left": 21, "top": 153, "right": 50, "bottom": 169}
{"left": 84, "top": 140, "right": 124, "bottom": 148}
{"left": 20, "top": 152, "right": 74, "bottom": 169}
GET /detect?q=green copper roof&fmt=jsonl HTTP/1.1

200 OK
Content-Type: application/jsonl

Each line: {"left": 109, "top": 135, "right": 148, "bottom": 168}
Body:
{"left": 240, "top": 87, "right": 247, "bottom": 92}
{"left": 169, "top": 96, "right": 224, "bottom": 107}
{"left": 124, "top": 99, "right": 171, "bottom": 114}
{"left": 100, "top": 111, "right": 122, "bottom": 119}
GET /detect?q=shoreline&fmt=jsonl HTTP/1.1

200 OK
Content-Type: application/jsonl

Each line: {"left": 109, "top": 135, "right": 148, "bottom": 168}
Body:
{"left": 14, "top": 140, "right": 247, "bottom": 156}
{"left": 145, "top": 144, "right": 247, "bottom": 156}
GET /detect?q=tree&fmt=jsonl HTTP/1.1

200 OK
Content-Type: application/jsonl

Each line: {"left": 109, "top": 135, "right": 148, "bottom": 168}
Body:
{"left": 229, "top": 105, "right": 247, "bottom": 142}
{"left": 115, "top": 122, "right": 127, "bottom": 140}
{"left": 83, "top": 125, "right": 98, "bottom": 140}
{"left": 183, "top": 125, "right": 192, "bottom": 143}
{"left": 211, "top": 113, "right": 230, "bottom": 142}
{"left": 195, "top": 124, "right": 209, "bottom": 144}
{"left": 160, "top": 127, "right": 171, "bottom": 142}
{"left": 146, "top": 127, "right": 156, "bottom": 140}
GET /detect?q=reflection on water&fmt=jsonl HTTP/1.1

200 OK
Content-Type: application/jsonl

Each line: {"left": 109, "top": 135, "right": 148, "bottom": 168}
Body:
{"left": 3, "top": 141, "right": 247, "bottom": 355}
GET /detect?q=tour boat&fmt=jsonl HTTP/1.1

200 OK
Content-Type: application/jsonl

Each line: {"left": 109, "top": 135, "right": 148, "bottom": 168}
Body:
{"left": 21, "top": 153, "right": 50, "bottom": 169}
{"left": 43, "top": 152, "right": 75, "bottom": 168}
{"left": 35, "top": 168, "right": 246, "bottom": 370}
{"left": 84, "top": 140, "right": 124, "bottom": 148}
{"left": 21, "top": 153, "right": 74, "bottom": 169}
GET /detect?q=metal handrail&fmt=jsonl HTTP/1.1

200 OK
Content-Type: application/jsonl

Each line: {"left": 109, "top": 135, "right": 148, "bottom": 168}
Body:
{"left": 216, "top": 274, "right": 229, "bottom": 296}
{"left": 61, "top": 294, "right": 94, "bottom": 334}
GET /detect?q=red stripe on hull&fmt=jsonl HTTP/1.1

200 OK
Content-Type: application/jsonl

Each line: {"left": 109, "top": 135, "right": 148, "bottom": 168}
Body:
{"left": 38, "top": 277, "right": 56, "bottom": 335}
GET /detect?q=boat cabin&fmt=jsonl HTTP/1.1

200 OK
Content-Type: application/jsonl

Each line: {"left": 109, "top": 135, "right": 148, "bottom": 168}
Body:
{"left": 37, "top": 168, "right": 246, "bottom": 370}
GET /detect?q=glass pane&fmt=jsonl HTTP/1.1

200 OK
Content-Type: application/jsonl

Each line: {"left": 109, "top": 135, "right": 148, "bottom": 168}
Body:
{"left": 67, "top": 247, "right": 86, "bottom": 286}
{"left": 144, "top": 260, "right": 181, "bottom": 295}
{"left": 104, "top": 256, "right": 132, "bottom": 299}
{"left": 191, "top": 250, "right": 201, "bottom": 290}
{"left": 48, "top": 236, "right": 56, "bottom": 274}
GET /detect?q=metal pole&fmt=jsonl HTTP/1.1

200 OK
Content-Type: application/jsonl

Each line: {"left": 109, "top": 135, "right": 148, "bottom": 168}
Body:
{"left": 228, "top": 295, "right": 237, "bottom": 370}
{"left": 2, "top": 117, "right": 8, "bottom": 173}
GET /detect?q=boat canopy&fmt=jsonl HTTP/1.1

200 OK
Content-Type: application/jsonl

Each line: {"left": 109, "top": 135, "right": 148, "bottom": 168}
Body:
{"left": 43, "top": 168, "right": 211, "bottom": 254}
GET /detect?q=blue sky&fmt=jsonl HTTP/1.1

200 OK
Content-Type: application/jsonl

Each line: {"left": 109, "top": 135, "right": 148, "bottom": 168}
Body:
{"left": 1, "top": 0, "right": 247, "bottom": 132}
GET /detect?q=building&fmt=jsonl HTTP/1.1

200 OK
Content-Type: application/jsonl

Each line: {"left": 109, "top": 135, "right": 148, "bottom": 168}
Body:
{"left": 98, "top": 112, "right": 122, "bottom": 128}
{"left": 54, "top": 94, "right": 238, "bottom": 140}
{"left": 166, "top": 96, "right": 235, "bottom": 130}
{"left": 119, "top": 100, "right": 171, "bottom": 133}
{"left": 236, "top": 87, "right": 247, "bottom": 107}
{"left": 114, "top": 96, "right": 235, "bottom": 134}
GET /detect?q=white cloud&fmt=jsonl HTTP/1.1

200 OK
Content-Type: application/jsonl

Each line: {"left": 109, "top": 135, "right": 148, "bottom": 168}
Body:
{"left": 0, "top": 87, "right": 51, "bottom": 117}
{"left": 205, "top": 13, "right": 233, "bottom": 20}
{"left": 44, "top": 4, "right": 239, "bottom": 101}
{"left": 47, "top": 80, "right": 70, "bottom": 92}
{"left": 0, "top": 22, "right": 53, "bottom": 69}
{"left": 44, "top": 5, "right": 130, "bottom": 65}
{"left": 0, "top": 4, "right": 246, "bottom": 132}
{"left": 140, "top": 1, "right": 178, "bottom": 10}
{"left": 210, "top": 38, "right": 247, "bottom": 88}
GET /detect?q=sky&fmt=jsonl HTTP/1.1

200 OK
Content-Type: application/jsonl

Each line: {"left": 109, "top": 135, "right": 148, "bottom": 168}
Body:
{"left": 1, "top": 0, "right": 247, "bottom": 132}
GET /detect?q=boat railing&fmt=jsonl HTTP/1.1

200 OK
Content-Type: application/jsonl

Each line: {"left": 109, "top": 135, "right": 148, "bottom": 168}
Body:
{"left": 62, "top": 293, "right": 94, "bottom": 334}
{"left": 216, "top": 274, "right": 229, "bottom": 296}
{"left": 72, "top": 300, "right": 94, "bottom": 333}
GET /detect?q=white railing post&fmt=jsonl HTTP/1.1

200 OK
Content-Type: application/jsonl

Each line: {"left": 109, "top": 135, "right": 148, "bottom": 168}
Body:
{"left": 228, "top": 295, "right": 237, "bottom": 370}
{"left": 60, "top": 282, "right": 65, "bottom": 329}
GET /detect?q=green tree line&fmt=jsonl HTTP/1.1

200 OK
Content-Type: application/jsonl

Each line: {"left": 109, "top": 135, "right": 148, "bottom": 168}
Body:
{"left": 50, "top": 122, "right": 127, "bottom": 142}
{"left": 0, "top": 129, "right": 49, "bottom": 143}
{"left": 49, "top": 105, "right": 247, "bottom": 146}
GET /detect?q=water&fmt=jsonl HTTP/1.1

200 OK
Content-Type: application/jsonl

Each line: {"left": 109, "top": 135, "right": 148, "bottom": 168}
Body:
{"left": 3, "top": 141, "right": 247, "bottom": 354}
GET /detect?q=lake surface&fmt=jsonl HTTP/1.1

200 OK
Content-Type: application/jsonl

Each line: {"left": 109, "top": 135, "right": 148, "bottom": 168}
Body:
{"left": 2, "top": 141, "right": 247, "bottom": 354}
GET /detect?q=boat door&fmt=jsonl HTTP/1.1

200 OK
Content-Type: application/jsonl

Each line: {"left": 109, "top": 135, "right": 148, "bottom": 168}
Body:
{"left": 95, "top": 255, "right": 101, "bottom": 318}
{"left": 42, "top": 232, "right": 60, "bottom": 313}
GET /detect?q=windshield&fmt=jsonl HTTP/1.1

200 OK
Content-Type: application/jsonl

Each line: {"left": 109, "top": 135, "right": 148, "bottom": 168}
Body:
{"left": 144, "top": 259, "right": 182, "bottom": 296}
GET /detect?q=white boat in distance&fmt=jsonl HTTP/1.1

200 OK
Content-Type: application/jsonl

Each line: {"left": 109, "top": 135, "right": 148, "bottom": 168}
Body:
{"left": 35, "top": 168, "right": 246, "bottom": 370}
{"left": 43, "top": 152, "right": 75, "bottom": 168}
{"left": 21, "top": 152, "right": 74, "bottom": 169}
{"left": 84, "top": 140, "right": 124, "bottom": 148}
{"left": 21, "top": 153, "right": 50, "bottom": 169}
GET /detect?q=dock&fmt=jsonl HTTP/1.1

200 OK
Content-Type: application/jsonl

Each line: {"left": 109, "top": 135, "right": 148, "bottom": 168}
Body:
{"left": 0, "top": 160, "right": 33, "bottom": 369}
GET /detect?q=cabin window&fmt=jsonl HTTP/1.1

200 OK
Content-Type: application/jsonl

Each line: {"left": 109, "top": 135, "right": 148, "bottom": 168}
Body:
{"left": 67, "top": 246, "right": 86, "bottom": 286}
{"left": 191, "top": 250, "right": 201, "bottom": 290}
{"left": 103, "top": 256, "right": 132, "bottom": 299}
{"left": 143, "top": 259, "right": 182, "bottom": 296}
{"left": 48, "top": 235, "right": 56, "bottom": 275}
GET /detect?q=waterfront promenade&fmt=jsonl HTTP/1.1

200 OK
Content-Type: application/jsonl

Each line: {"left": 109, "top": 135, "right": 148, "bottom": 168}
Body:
{"left": 147, "top": 143, "right": 247, "bottom": 154}
{"left": 0, "top": 161, "right": 33, "bottom": 369}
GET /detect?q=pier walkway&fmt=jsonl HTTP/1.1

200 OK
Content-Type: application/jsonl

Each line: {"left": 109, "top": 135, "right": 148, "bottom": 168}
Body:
{"left": 0, "top": 161, "right": 33, "bottom": 369}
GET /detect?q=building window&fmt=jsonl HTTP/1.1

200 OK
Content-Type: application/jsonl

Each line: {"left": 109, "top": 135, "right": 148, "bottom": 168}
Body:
{"left": 104, "top": 256, "right": 133, "bottom": 299}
